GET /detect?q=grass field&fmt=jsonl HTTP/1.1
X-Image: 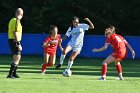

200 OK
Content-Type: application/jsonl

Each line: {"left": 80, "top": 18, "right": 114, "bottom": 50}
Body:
{"left": 0, "top": 55, "right": 140, "bottom": 93}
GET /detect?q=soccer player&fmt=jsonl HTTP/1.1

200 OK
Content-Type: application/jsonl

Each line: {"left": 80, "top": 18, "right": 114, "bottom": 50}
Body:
{"left": 92, "top": 25, "right": 135, "bottom": 80}
{"left": 41, "top": 25, "right": 63, "bottom": 74}
{"left": 55, "top": 16, "right": 94, "bottom": 72}
{"left": 7, "top": 8, "right": 23, "bottom": 78}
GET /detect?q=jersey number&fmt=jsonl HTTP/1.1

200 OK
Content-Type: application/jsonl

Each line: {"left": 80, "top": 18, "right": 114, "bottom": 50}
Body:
{"left": 115, "top": 36, "right": 121, "bottom": 42}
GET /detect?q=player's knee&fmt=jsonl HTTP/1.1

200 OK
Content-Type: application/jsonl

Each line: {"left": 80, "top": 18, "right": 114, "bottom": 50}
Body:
{"left": 102, "top": 62, "right": 107, "bottom": 65}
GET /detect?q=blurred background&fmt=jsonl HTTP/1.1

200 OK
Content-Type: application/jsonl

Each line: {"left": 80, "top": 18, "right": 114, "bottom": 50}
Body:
{"left": 0, "top": 0, "right": 140, "bottom": 35}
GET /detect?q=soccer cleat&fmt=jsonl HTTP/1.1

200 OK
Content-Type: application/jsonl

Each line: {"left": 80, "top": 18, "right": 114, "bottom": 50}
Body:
{"left": 116, "top": 76, "right": 124, "bottom": 80}
{"left": 98, "top": 77, "right": 106, "bottom": 80}
{"left": 13, "top": 74, "right": 20, "bottom": 78}
{"left": 41, "top": 72, "right": 45, "bottom": 74}
{"left": 55, "top": 64, "right": 62, "bottom": 69}
{"left": 7, "top": 75, "right": 15, "bottom": 79}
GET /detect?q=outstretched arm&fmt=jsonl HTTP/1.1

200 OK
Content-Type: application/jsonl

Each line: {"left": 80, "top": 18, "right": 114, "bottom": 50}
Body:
{"left": 92, "top": 43, "right": 109, "bottom": 52}
{"left": 125, "top": 43, "right": 135, "bottom": 59}
{"left": 84, "top": 18, "right": 94, "bottom": 29}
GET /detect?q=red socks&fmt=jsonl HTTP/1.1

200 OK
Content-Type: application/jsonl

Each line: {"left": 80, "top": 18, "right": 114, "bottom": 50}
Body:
{"left": 116, "top": 63, "right": 122, "bottom": 74}
{"left": 102, "top": 63, "right": 107, "bottom": 77}
{"left": 42, "top": 63, "right": 53, "bottom": 72}
{"left": 42, "top": 63, "right": 47, "bottom": 72}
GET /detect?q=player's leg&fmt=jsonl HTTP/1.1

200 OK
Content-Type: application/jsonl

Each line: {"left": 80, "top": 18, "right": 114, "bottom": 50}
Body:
{"left": 67, "top": 51, "right": 79, "bottom": 70}
{"left": 42, "top": 53, "right": 49, "bottom": 74}
{"left": 115, "top": 62, "right": 124, "bottom": 80}
{"left": 47, "top": 54, "right": 56, "bottom": 67}
{"left": 55, "top": 45, "right": 72, "bottom": 69}
{"left": 99, "top": 55, "right": 116, "bottom": 80}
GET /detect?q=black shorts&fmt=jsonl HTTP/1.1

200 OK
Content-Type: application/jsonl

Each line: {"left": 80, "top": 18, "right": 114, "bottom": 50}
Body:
{"left": 8, "top": 39, "right": 21, "bottom": 55}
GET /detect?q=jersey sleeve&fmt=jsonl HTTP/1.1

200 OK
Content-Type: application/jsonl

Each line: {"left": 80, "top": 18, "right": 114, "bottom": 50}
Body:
{"left": 65, "top": 27, "right": 71, "bottom": 37}
{"left": 57, "top": 34, "right": 61, "bottom": 41}
{"left": 44, "top": 36, "right": 50, "bottom": 43}
{"left": 81, "top": 23, "right": 89, "bottom": 31}
{"left": 106, "top": 37, "right": 111, "bottom": 44}
{"left": 123, "top": 38, "right": 128, "bottom": 45}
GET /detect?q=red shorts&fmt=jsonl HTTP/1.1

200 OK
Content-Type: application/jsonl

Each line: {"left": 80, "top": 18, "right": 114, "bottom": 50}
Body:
{"left": 44, "top": 51, "right": 56, "bottom": 56}
{"left": 44, "top": 48, "right": 56, "bottom": 55}
{"left": 111, "top": 51, "right": 127, "bottom": 61}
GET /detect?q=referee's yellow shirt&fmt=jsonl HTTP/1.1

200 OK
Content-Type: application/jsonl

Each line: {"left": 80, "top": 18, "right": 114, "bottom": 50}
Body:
{"left": 8, "top": 17, "right": 22, "bottom": 39}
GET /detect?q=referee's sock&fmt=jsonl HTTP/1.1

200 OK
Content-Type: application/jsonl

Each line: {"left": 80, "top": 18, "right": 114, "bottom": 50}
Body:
{"left": 13, "top": 65, "right": 20, "bottom": 78}
{"left": 7, "top": 63, "right": 16, "bottom": 78}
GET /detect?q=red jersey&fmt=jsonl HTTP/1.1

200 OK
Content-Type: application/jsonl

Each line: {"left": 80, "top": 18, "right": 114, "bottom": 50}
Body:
{"left": 106, "top": 34, "right": 128, "bottom": 61}
{"left": 106, "top": 34, "right": 127, "bottom": 53}
{"left": 44, "top": 34, "right": 61, "bottom": 55}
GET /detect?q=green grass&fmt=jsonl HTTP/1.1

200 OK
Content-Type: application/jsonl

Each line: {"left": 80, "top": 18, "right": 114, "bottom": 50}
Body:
{"left": 0, "top": 55, "right": 140, "bottom": 93}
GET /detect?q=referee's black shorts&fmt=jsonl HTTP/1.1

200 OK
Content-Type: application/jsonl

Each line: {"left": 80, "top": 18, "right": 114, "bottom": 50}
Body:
{"left": 8, "top": 39, "right": 21, "bottom": 55}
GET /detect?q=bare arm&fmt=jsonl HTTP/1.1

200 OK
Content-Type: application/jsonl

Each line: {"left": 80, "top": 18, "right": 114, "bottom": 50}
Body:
{"left": 126, "top": 43, "right": 135, "bottom": 59}
{"left": 92, "top": 43, "right": 109, "bottom": 52}
{"left": 58, "top": 40, "right": 63, "bottom": 52}
{"left": 84, "top": 18, "right": 94, "bottom": 29}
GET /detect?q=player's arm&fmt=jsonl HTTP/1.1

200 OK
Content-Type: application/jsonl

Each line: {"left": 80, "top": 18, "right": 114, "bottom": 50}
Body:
{"left": 42, "top": 42, "right": 50, "bottom": 48}
{"left": 14, "top": 19, "right": 20, "bottom": 43}
{"left": 84, "top": 18, "right": 94, "bottom": 29}
{"left": 61, "top": 27, "right": 71, "bottom": 42}
{"left": 14, "top": 19, "right": 22, "bottom": 50}
{"left": 92, "top": 43, "right": 109, "bottom": 52}
{"left": 125, "top": 42, "right": 135, "bottom": 59}
{"left": 58, "top": 39, "right": 63, "bottom": 52}
{"left": 42, "top": 37, "right": 50, "bottom": 48}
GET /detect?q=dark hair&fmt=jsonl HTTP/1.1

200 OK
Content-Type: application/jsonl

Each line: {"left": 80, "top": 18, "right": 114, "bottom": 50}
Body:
{"left": 49, "top": 25, "right": 57, "bottom": 34}
{"left": 107, "top": 25, "right": 116, "bottom": 34}
{"left": 71, "top": 16, "right": 79, "bottom": 31}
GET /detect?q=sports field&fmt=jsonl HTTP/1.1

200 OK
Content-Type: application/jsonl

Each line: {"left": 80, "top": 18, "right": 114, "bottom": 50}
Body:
{"left": 0, "top": 55, "right": 140, "bottom": 93}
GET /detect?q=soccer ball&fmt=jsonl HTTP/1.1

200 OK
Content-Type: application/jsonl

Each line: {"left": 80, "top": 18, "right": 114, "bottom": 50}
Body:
{"left": 63, "top": 69, "right": 72, "bottom": 77}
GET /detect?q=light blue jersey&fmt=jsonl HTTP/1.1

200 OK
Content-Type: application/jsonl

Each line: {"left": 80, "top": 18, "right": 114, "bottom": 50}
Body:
{"left": 65, "top": 23, "right": 89, "bottom": 53}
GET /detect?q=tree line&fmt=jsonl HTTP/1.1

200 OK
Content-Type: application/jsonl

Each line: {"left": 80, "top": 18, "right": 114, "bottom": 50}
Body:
{"left": 0, "top": 0, "right": 140, "bottom": 35}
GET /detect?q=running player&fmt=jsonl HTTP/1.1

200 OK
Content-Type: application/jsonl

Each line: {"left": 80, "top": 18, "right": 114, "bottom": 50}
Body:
{"left": 41, "top": 25, "right": 63, "bottom": 74}
{"left": 55, "top": 16, "right": 94, "bottom": 73}
{"left": 92, "top": 25, "right": 135, "bottom": 80}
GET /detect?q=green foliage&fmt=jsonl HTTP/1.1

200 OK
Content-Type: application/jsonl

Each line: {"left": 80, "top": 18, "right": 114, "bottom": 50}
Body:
{"left": 0, "top": 0, "right": 140, "bottom": 35}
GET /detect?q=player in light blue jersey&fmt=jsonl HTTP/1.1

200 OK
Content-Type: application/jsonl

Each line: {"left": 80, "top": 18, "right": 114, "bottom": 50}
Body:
{"left": 55, "top": 16, "right": 94, "bottom": 71}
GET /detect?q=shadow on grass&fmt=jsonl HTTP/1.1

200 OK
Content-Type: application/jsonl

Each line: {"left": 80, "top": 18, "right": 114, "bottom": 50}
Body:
{"left": 0, "top": 55, "right": 140, "bottom": 78}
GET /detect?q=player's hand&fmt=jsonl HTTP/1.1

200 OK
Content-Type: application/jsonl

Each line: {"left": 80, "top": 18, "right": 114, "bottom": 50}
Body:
{"left": 132, "top": 50, "right": 135, "bottom": 59}
{"left": 18, "top": 45, "right": 22, "bottom": 51}
{"left": 42, "top": 44, "right": 50, "bottom": 48}
{"left": 84, "top": 18, "right": 90, "bottom": 21}
{"left": 92, "top": 48, "right": 99, "bottom": 52}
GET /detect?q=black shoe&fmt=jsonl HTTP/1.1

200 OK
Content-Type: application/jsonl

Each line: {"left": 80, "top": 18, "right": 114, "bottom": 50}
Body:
{"left": 55, "top": 64, "right": 62, "bottom": 69}
{"left": 7, "top": 75, "right": 15, "bottom": 79}
{"left": 13, "top": 74, "right": 20, "bottom": 78}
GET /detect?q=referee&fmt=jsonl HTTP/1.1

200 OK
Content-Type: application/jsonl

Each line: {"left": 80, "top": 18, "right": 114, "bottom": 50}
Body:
{"left": 7, "top": 8, "right": 23, "bottom": 78}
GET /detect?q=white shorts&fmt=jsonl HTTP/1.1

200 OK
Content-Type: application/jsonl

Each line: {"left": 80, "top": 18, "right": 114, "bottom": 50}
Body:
{"left": 67, "top": 42, "right": 82, "bottom": 54}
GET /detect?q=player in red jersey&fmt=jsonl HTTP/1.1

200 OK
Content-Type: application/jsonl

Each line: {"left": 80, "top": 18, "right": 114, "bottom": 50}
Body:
{"left": 92, "top": 25, "right": 135, "bottom": 80}
{"left": 41, "top": 25, "right": 63, "bottom": 74}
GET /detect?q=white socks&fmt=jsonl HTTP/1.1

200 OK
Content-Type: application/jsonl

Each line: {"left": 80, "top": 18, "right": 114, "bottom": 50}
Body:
{"left": 67, "top": 60, "right": 73, "bottom": 70}
{"left": 60, "top": 54, "right": 66, "bottom": 65}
